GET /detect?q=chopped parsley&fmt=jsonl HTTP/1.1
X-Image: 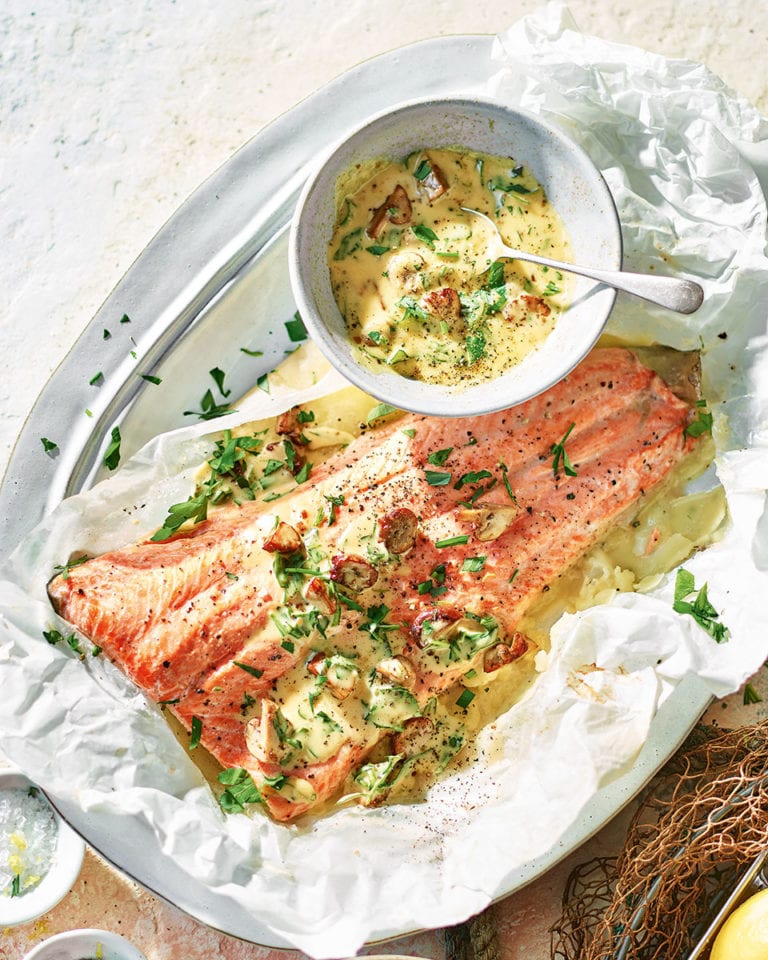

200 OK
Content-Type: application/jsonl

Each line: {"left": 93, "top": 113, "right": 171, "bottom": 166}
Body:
{"left": 10, "top": 874, "right": 21, "bottom": 897}
{"left": 673, "top": 568, "right": 729, "bottom": 643}
{"left": 456, "top": 689, "right": 475, "bottom": 709}
{"left": 413, "top": 159, "right": 432, "bottom": 181}
{"left": 217, "top": 767, "right": 263, "bottom": 813}
{"left": 333, "top": 227, "right": 363, "bottom": 261}
{"left": 240, "top": 346, "right": 264, "bottom": 357}
{"left": 685, "top": 400, "right": 713, "bottom": 439}
{"left": 454, "top": 470, "right": 493, "bottom": 490}
{"left": 461, "top": 556, "right": 486, "bottom": 573}
{"left": 412, "top": 223, "right": 439, "bottom": 249}
{"left": 139, "top": 373, "right": 162, "bottom": 385}
{"left": 366, "top": 402, "right": 398, "bottom": 423}
{"left": 209, "top": 367, "right": 231, "bottom": 398}
{"left": 427, "top": 447, "right": 453, "bottom": 466}
{"left": 103, "top": 426, "right": 122, "bottom": 471}
{"left": 425, "top": 470, "right": 452, "bottom": 486}
{"left": 285, "top": 311, "right": 308, "bottom": 342}
{"left": 89, "top": 371, "right": 104, "bottom": 386}
{"left": 189, "top": 716, "right": 202, "bottom": 750}
{"left": 40, "top": 437, "right": 58, "bottom": 454}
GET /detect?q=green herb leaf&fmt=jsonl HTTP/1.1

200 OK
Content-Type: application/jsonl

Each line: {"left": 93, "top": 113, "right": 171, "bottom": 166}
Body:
{"left": 466, "top": 328, "right": 487, "bottom": 363}
{"left": 240, "top": 346, "right": 264, "bottom": 357}
{"left": 233, "top": 661, "right": 264, "bottom": 679}
{"left": 672, "top": 568, "right": 729, "bottom": 643}
{"left": 103, "top": 328, "right": 111, "bottom": 340}
{"left": 402, "top": 428, "right": 416, "bottom": 439}
{"left": 412, "top": 224, "right": 439, "bottom": 248}
{"left": 295, "top": 461, "right": 312, "bottom": 484}
{"left": 189, "top": 716, "right": 202, "bottom": 750}
{"left": 120, "top": 313, "right": 131, "bottom": 324}
{"left": 366, "top": 244, "right": 390, "bottom": 256}
{"left": 396, "top": 295, "right": 430, "bottom": 323}
{"left": 427, "top": 447, "right": 453, "bottom": 466}
{"left": 367, "top": 402, "right": 398, "bottom": 423}
{"left": 10, "top": 874, "right": 21, "bottom": 897}
{"left": 413, "top": 159, "right": 431, "bottom": 181}
{"left": 461, "top": 556, "right": 486, "bottom": 573}
{"left": 685, "top": 406, "right": 713, "bottom": 439}
{"left": 89, "top": 371, "right": 104, "bottom": 386}
{"left": 217, "top": 767, "right": 263, "bottom": 812}
{"left": 425, "top": 470, "right": 452, "bottom": 486}
{"left": 333, "top": 227, "right": 363, "bottom": 261}
{"left": 487, "top": 261, "right": 506, "bottom": 288}
{"left": 139, "top": 373, "right": 162, "bottom": 385}
{"left": 40, "top": 437, "right": 58, "bottom": 454}
{"left": 435, "top": 534, "right": 469, "bottom": 549}
{"left": 454, "top": 470, "right": 493, "bottom": 490}
{"left": 456, "top": 689, "right": 475, "bottom": 709}
{"left": 103, "top": 426, "right": 122, "bottom": 471}
{"left": 52, "top": 555, "right": 89, "bottom": 580}
{"left": 744, "top": 683, "right": 762, "bottom": 705}
{"left": 257, "top": 373, "right": 270, "bottom": 394}
{"left": 151, "top": 491, "right": 209, "bottom": 541}
{"left": 285, "top": 311, "right": 308, "bottom": 342}
{"left": 184, "top": 388, "right": 233, "bottom": 421}
{"left": 209, "top": 367, "right": 231, "bottom": 398}
{"left": 551, "top": 422, "right": 577, "bottom": 477}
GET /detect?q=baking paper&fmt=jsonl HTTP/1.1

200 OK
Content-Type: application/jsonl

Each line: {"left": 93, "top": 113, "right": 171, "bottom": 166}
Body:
{"left": 2, "top": 3, "right": 768, "bottom": 955}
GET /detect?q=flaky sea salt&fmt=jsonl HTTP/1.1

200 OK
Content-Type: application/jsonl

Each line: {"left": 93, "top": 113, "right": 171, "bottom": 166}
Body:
{"left": 0, "top": 787, "right": 58, "bottom": 897}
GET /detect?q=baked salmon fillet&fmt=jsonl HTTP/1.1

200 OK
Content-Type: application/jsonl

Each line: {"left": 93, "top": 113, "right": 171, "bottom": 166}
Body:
{"left": 48, "top": 347, "right": 700, "bottom": 821}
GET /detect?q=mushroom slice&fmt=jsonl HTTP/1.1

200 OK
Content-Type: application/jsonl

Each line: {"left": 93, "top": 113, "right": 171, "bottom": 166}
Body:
{"left": 307, "top": 652, "right": 359, "bottom": 701}
{"left": 276, "top": 406, "right": 304, "bottom": 440}
{"left": 303, "top": 576, "right": 337, "bottom": 616}
{"left": 421, "top": 287, "right": 462, "bottom": 325}
{"left": 411, "top": 606, "right": 462, "bottom": 647}
{"left": 421, "top": 162, "right": 449, "bottom": 202}
{"left": 457, "top": 504, "right": 519, "bottom": 542}
{"left": 379, "top": 507, "right": 418, "bottom": 554}
{"left": 330, "top": 554, "right": 379, "bottom": 591}
{"left": 483, "top": 632, "right": 529, "bottom": 673}
{"left": 374, "top": 655, "right": 416, "bottom": 690}
{"left": 367, "top": 184, "right": 413, "bottom": 238}
{"left": 392, "top": 716, "right": 435, "bottom": 757}
{"left": 244, "top": 701, "right": 281, "bottom": 764}
{"left": 262, "top": 521, "right": 304, "bottom": 555}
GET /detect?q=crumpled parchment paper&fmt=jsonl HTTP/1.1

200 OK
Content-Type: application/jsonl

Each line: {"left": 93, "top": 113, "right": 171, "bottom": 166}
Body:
{"left": 1, "top": 3, "right": 768, "bottom": 955}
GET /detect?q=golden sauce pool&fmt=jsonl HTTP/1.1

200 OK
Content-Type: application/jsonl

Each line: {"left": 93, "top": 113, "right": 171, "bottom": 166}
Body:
{"left": 328, "top": 147, "right": 572, "bottom": 388}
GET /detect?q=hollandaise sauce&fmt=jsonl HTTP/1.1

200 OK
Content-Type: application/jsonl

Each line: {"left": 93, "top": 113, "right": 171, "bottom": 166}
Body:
{"left": 328, "top": 147, "right": 572, "bottom": 388}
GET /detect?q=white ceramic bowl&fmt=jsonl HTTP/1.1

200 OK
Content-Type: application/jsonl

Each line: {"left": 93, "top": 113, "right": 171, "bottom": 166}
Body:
{"left": 0, "top": 768, "right": 86, "bottom": 926}
{"left": 289, "top": 95, "right": 622, "bottom": 417}
{"left": 22, "top": 929, "right": 147, "bottom": 960}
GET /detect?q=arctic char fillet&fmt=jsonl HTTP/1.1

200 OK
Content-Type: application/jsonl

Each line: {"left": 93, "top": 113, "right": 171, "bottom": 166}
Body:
{"left": 49, "top": 348, "right": 699, "bottom": 821}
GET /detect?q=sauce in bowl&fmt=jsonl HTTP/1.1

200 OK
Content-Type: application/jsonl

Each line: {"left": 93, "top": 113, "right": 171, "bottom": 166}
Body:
{"left": 328, "top": 147, "right": 571, "bottom": 388}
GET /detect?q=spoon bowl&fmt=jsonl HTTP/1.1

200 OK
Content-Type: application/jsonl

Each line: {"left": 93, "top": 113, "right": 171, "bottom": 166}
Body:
{"left": 461, "top": 207, "right": 703, "bottom": 315}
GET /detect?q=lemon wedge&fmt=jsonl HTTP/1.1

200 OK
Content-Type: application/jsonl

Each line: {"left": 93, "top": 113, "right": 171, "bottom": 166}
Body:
{"left": 711, "top": 888, "right": 768, "bottom": 960}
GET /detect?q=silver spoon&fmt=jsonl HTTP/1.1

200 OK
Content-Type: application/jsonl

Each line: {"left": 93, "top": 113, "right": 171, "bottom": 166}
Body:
{"left": 461, "top": 207, "right": 704, "bottom": 315}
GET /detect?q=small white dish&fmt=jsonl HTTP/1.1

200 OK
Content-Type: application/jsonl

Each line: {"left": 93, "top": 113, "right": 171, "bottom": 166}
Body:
{"left": 22, "top": 929, "right": 147, "bottom": 960}
{"left": 289, "top": 95, "right": 622, "bottom": 417}
{"left": 0, "top": 767, "right": 86, "bottom": 926}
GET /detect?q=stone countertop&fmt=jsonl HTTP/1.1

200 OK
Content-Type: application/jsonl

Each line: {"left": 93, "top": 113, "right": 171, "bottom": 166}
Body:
{"left": 2, "top": 2, "right": 767, "bottom": 958}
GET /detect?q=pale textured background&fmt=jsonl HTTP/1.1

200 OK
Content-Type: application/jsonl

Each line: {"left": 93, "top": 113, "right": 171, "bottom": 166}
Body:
{"left": 2, "top": 1, "right": 768, "bottom": 958}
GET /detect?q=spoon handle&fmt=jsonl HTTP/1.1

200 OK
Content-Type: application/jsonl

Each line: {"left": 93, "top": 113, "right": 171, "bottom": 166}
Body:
{"left": 500, "top": 246, "right": 704, "bottom": 315}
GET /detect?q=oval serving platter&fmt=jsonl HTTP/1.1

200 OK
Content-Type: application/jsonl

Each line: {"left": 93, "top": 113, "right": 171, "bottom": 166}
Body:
{"left": 0, "top": 34, "right": 713, "bottom": 947}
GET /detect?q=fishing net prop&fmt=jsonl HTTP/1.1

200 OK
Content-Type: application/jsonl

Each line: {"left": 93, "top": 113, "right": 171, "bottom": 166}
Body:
{"left": 551, "top": 720, "right": 768, "bottom": 960}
